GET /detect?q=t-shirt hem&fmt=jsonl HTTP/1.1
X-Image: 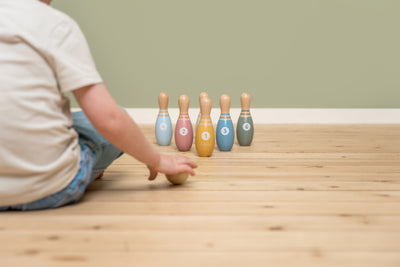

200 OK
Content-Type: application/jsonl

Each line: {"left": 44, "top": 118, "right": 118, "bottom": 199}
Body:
{"left": 60, "top": 75, "right": 103, "bottom": 93}
{"left": 0, "top": 151, "right": 81, "bottom": 207}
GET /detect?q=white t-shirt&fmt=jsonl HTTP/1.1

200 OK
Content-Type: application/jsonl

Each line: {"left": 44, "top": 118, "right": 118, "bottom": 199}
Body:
{"left": 0, "top": 0, "right": 102, "bottom": 206}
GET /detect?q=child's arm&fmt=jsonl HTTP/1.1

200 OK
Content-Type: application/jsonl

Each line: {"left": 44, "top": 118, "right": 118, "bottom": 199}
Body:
{"left": 73, "top": 83, "right": 197, "bottom": 180}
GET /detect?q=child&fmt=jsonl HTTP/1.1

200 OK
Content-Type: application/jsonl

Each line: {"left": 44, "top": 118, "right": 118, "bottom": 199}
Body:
{"left": 0, "top": 0, "right": 197, "bottom": 211}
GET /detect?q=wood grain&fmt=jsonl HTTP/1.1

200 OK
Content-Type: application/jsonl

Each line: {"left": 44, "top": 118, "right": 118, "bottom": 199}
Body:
{"left": 1, "top": 124, "right": 399, "bottom": 267}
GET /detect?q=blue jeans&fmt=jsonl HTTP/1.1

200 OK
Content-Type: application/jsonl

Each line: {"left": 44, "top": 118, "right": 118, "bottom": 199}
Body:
{"left": 0, "top": 111, "right": 123, "bottom": 211}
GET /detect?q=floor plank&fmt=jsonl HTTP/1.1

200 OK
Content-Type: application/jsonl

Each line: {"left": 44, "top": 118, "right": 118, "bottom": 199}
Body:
{"left": 3, "top": 252, "right": 400, "bottom": 267}
{"left": 2, "top": 215, "right": 400, "bottom": 232}
{"left": 1, "top": 124, "right": 400, "bottom": 267}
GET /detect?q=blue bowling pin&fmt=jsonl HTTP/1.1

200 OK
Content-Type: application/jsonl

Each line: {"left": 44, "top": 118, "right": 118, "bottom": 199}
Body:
{"left": 155, "top": 92, "right": 172, "bottom": 146}
{"left": 216, "top": 94, "right": 234, "bottom": 151}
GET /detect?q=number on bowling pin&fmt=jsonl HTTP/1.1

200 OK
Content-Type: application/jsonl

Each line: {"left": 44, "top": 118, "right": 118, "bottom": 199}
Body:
{"left": 201, "top": 131, "right": 210, "bottom": 141}
{"left": 221, "top": 127, "right": 229, "bottom": 136}
{"left": 160, "top": 122, "right": 167, "bottom": 131}
{"left": 243, "top": 122, "right": 251, "bottom": 131}
{"left": 179, "top": 127, "right": 188, "bottom": 136}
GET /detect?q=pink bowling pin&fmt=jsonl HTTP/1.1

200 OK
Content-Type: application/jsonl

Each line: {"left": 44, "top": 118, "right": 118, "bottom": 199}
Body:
{"left": 175, "top": 95, "right": 193, "bottom": 151}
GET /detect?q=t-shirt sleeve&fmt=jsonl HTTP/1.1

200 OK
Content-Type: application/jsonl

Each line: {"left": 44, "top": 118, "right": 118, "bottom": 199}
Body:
{"left": 47, "top": 17, "right": 103, "bottom": 93}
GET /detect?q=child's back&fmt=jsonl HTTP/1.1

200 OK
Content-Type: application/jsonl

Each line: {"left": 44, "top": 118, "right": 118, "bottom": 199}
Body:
{"left": 0, "top": 0, "right": 197, "bottom": 211}
{"left": 0, "top": 0, "right": 101, "bottom": 206}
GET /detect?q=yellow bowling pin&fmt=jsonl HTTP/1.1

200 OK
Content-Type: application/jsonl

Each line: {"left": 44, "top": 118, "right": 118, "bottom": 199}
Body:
{"left": 195, "top": 97, "right": 215, "bottom": 157}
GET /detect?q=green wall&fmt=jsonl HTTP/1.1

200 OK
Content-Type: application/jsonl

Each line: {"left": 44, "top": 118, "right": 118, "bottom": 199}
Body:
{"left": 53, "top": 0, "right": 400, "bottom": 108}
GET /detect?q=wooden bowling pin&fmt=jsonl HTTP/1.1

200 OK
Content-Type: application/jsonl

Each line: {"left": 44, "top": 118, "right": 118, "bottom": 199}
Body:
{"left": 155, "top": 92, "right": 172, "bottom": 146}
{"left": 236, "top": 92, "right": 254, "bottom": 146}
{"left": 195, "top": 97, "right": 215, "bottom": 157}
{"left": 216, "top": 94, "right": 234, "bottom": 151}
{"left": 175, "top": 94, "right": 193, "bottom": 151}
{"left": 195, "top": 92, "right": 209, "bottom": 130}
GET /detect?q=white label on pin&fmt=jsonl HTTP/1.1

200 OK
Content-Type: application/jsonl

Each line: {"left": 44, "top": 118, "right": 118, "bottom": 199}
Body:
{"left": 160, "top": 122, "right": 167, "bottom": 131}
{"left": 179, "top": 127, "right": 188, "bottom": 136}
{"left": 243, "top": 123, "right": 251, "bottom": 131}
{"left": 221, "top": 127, "right": 229, "bottom": 136}
{"left": 201, "top": 132, "right": 210, "bottom": 141}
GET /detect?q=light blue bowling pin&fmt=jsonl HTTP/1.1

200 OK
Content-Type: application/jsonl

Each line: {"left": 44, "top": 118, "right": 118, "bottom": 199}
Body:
{"left": 155, "top": 92, "right": 172, "bottom": 146}
{"left": 216, "top": 95, "right": 234, "bottom": 151}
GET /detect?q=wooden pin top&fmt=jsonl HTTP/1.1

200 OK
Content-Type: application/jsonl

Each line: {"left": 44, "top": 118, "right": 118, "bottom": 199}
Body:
{"left": 240, "top": 92, "right": 251, "bottom": 110}
{"left": 158, "top": 92, "right": 169, "bottom": 110}
{"left": 219, "top": 94, "right": 231, "bottom": 114}
{"left": 178, "top": 94, "right": 190, "bottom": 113}
{"left": 200, "top": 97, "right": 212, "bottom": 117}
{"left": 199, "top": 92, "right": 209, "bottom": 103}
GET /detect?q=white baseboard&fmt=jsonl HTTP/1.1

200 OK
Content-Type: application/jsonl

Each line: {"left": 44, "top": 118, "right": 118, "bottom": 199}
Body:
{"left": 123, "top": 108, "right": 400, "bottom": 124}
{"left": 71, "top": 108, "right": 400, "bottom": 124}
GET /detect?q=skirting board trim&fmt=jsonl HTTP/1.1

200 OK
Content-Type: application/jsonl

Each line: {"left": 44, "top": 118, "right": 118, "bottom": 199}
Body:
{"left": 122, "top": 108, "right": 400, "bottom": 124}
{"left": 71, "top": 108, "right": 400, "bottom": 124}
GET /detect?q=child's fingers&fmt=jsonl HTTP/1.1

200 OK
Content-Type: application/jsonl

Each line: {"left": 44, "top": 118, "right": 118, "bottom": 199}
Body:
{"left": 147, "top": 167, "right": 158, "bottom": 181}
{"left": 187, "top": 160, "right": 198, "bottom": 168}
{"left": 181, "top": 165, "right": 196, "bottom": 176}
{"left": 176, "top": 155, "right": 198, "bottom": 168}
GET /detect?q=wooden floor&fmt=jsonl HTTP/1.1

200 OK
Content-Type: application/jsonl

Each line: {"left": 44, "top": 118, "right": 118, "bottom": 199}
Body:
{"left": 1, "top": 124, "right": 400, "bottom": 267}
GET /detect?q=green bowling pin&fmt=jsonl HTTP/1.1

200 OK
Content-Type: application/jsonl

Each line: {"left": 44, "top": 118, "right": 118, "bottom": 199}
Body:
{"left": 236, "top": 92, "right": 254, "bottom": 146}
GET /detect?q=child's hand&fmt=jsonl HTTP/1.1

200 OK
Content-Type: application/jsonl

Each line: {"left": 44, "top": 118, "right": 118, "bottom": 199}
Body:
{"left": 147, "top": 154, "right": 198, "bottom": 181}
